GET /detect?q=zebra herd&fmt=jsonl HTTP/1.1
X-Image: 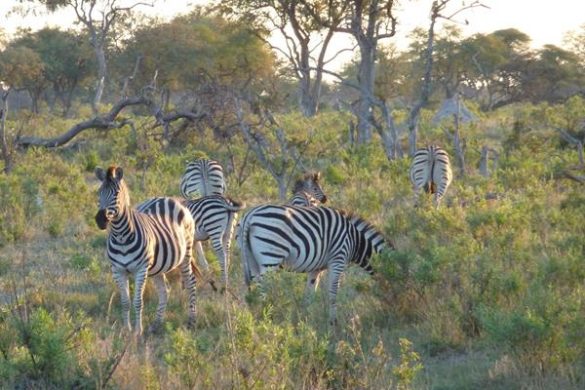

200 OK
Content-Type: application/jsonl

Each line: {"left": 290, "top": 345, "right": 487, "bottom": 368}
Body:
{"left": 95, "top": 146, "right": 453, "bottom": 335}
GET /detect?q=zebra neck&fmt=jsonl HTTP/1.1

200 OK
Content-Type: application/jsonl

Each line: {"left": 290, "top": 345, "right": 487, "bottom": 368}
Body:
{"left": 109, "top": 208, "right": 137, "bottom": 241}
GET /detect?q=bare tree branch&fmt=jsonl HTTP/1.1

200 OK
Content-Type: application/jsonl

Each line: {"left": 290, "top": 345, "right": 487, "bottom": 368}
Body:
{"left": 15, "top": 95, "right": 150, "bottom": 148}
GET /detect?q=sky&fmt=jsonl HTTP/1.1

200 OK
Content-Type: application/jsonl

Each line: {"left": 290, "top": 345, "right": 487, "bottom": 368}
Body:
{"left": 0, "top": 0, "right": 583, "bottom": 65}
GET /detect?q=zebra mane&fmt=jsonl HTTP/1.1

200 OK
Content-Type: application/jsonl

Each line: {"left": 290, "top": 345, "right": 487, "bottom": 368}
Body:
{"left": 106, "top": 166, "right": 123, "bottom": 181}
{"left": 337, "top": 208, "right": 392, "bottom": 248}
{"left": 292, "top": 171, "right": 320, "bottom": 193}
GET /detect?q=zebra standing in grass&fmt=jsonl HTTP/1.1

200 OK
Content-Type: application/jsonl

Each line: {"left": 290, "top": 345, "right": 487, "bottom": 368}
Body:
{"left": 409, "top": 145, "right": 453, "bottom": 208}
{"left": 180, "top": 158, "right": 226, "bottom": 199}
{"left": 285, "top": 172, "right": 329, "bottom": 296}
{"left": 95, "top": 166, "right": 198, "bottom": 335}
{"left": 236, "top": 205, "right": 390, "bottom": 325}
{"left": 181, "top": 195, "right": 245, "bottom": 287}
{"left": 179, "top": 158, "right": 227, "bottom": 278}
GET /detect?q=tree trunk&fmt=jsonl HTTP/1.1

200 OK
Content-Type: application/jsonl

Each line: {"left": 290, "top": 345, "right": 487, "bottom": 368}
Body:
{"left": 407, "top": 2, "right": 438, "bottom": 156}
{"left": 453, "top": 97, "right": 466, "bottom": 176}
{"left": 93, "top": 45, "right": 107, "bottom": 113}
{"left": 356, "top": 41, "right": 376, "bottom": 144}
{"left": 0, "top": 89, "right": 12, "bottom": 174}
{"left": 479, "top": 146, "right": 489, "bottom": 177}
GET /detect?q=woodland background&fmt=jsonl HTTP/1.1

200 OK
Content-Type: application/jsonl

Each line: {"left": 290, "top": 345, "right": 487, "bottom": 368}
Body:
{"left": 1, "top": 0, "right": 585, "bottom": 388}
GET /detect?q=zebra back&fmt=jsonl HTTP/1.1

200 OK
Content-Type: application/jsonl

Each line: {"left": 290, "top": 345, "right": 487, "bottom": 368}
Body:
{"left": 238, "top": 205, "right": 389, "bottom": 282}
{"left": 180, "top": 158, "right": 226, "bottom": 199}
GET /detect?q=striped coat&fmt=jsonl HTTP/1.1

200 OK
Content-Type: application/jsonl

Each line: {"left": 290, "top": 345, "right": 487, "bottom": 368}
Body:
{"left": 180, "top": 158, "right": 226, "bottom": 199}
{"left": 236, "top": 205, "right": 389, "bottom": 325}
{"left": 409, "top": 145, "right": 453, "bottom": 208}
{"left": 182, "top": 195, "right": 245, "bottom": 286}
{"left": 95, "top": 166, "right": 197, "bottom": 335}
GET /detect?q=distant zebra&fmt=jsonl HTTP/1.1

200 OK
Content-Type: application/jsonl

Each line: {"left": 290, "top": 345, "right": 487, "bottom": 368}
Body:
{"left": 236, "top": 205, "right": 390, "bottom": 325}
{"left": 95, "top": 166, "right": 198, "bottom": 335}
{"left": 181, "top": 195, "right": 245, "bottom": 287}
{"left": 179, "top": 158, "right": 228, "bottom": 277}
{"left": 180, "top": 158, "right": 226, "bottom": 199}
{"left": 287, "top": 172, "right": 327, "bottom": 207}
{"left": 409, "top": 145, "right": 453, "bottom": 208}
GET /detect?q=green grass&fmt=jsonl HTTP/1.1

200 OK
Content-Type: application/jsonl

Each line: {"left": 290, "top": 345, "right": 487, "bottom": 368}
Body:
{"left": 1, "top": 102, "right": 585, "bottom": 388}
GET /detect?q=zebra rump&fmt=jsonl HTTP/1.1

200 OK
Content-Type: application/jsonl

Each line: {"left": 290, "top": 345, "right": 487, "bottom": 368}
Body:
{"left": 409, "top": 145, "right": 453, "bottom": 206}
{"left": 180, "top": 158, "right": 226, "bottom": 198}
{"left": 182, "top": 194, "right": 246, "bottom": 284}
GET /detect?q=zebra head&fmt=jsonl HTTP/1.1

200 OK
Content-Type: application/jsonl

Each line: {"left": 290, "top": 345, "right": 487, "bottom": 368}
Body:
{"left": 95, "top": 166, "right": 129, "bottom": 230}
{"left": 293, "top": 172, "right": 327, "bottom": 204}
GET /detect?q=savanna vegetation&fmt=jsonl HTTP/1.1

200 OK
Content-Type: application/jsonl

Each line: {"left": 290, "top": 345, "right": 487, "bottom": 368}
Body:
{"left": 1, "top": 0, "right": 585, "bottom": 389}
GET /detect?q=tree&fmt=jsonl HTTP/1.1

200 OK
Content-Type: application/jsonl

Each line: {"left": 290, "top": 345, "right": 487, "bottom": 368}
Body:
{"left": 21, "top": 0, "right": 154, "bottom": 113}
{"left": 0, "top": 45, "right": 46, "bottom": 113}
{"left": 219, "top": 0, "right": 347, "bottom": 117}
{"left": 564, "top": 24, "right": 585, "bottom": 67}
{"left": 521, "top": 45, "right": 583, "bottom": 103}
{"left": 332, "top": 0, "right": 397, "bottom": 144}
{"left": 11, "top": 28, "right": 93, "bottom": 116}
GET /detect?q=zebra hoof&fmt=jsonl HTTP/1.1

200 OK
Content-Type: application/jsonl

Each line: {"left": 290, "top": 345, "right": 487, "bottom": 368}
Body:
{"left": 187, "top": 318, "right": 196, "bottom": 330}
{"left": 148, "top": 321, "right": 163, "bottom": 335}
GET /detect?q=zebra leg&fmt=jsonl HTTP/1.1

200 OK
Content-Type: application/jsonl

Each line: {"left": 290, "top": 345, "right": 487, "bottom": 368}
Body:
{"left": 194, "top": 240, "right": 210, "bottom": 271}
{"left": 132, "top": 267, "right": 149, "bottom": 336}
{"left": 326, "top": 263, "right": 346, "bottom": 327}
{"left": 220, "top": 212, "right": 238, "bottom": 289}
{"left": 303, "top": 270, "right": 323, "bottom": 304}
{"left": 149, "top": 274, "right": 169, "bottom": 334}
{"left": 112, "top": 269, "right": 131, "bottom": 332}
{"left": 211, "top": 234, "right": 228, "bottom": 288}
{"left": 180, "top": 255, "right": 197, "bottom": 329}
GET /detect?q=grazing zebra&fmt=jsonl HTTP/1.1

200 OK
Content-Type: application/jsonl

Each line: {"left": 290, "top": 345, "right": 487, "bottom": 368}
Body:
{"left": 409, "top": 145, "right": 453, "bottom": 208}
{"left": 181, "top": 195, "right": 245, "bottom": 287}
{"left": 287, "top": 172, "right": 327, "bottom": 206}
{"left": 236, "top": 205, "right": 390, "bottom": 325}
{"left": 95, "top": 166, "right": 197, "bottom": 336}
{"left": 180, "top": 158, "right": 226, "bottom": 199}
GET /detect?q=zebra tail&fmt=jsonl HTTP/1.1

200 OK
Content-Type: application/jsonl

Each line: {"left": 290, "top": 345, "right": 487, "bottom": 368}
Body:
{"left": 226, "top": 198, "right": 246, "bottom": 211}
{"left": 190, "top": 258, "right": 218, "bottom": 292}
{"left": 424, "top": 181, "right": 436, "bottom": 194}
{"left": 236, "top": 216, "right": 254, "bottom": 286}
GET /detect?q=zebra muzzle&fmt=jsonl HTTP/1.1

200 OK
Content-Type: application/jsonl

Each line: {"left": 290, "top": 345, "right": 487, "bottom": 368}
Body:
{"left": 95, "top": 209, "right": 109, "bottom": 230}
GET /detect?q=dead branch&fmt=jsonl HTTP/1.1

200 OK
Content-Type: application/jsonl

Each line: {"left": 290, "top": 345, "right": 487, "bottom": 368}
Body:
{"left": 15, "top": 96, "right": 150, "bottom": 148}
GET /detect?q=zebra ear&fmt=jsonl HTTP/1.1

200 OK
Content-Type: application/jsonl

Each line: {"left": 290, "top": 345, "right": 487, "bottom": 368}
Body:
{"left": 115, "top": 167, "right": 124, "bottom": 180}
{"left": 95, "top": 167, "right": 106, "bottom": 182}
{"left": 314, "top": 172, "right": 321, "bottom": 181}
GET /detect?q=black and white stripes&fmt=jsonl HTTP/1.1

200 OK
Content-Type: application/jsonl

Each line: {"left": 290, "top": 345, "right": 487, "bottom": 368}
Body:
{"left": 409, "top": 145, "right": 453, "bottom": 208}
{"left": 182, "top": 195, "right": 245, "bottom": 286}
{"left": 236, "top": 205, "right": 389, "bottom": 324}
{"left": 95, "top": 166, "right": 197, "bottom": 335}
{"left": 180, "top": 158, "right": 226, "bottom": 198}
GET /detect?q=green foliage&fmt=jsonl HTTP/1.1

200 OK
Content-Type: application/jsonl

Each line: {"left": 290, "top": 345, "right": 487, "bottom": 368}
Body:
{"left": 0, "top": 307, "right": 93, "bottom": 388}
{"left": 1, "top": 103, "right": 585, "bottom": 389}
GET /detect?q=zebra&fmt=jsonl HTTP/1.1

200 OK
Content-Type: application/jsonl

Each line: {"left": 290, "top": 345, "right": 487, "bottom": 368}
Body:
{"left": 287, "top": 172, "right": 327, "bottom": 207}
{"left": 236, "top": 205, "right": 390, "bottom": 325}
{"left": 409, "top": 145, "right": 453, "bottom": 208}
{"left": 285, "top": 172, "right": 328, "bottom": 296}
{"left": 181, "top": 195, "right": 246, "bottom": 287}
{"left": 95, "top": 166, "right": 198, "bottom": 336}
{"left": 180, "top": 158, "right": 226, "bottom": 199}
{"left": 179, "top": 158, "right": 227, "bottom": 277}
